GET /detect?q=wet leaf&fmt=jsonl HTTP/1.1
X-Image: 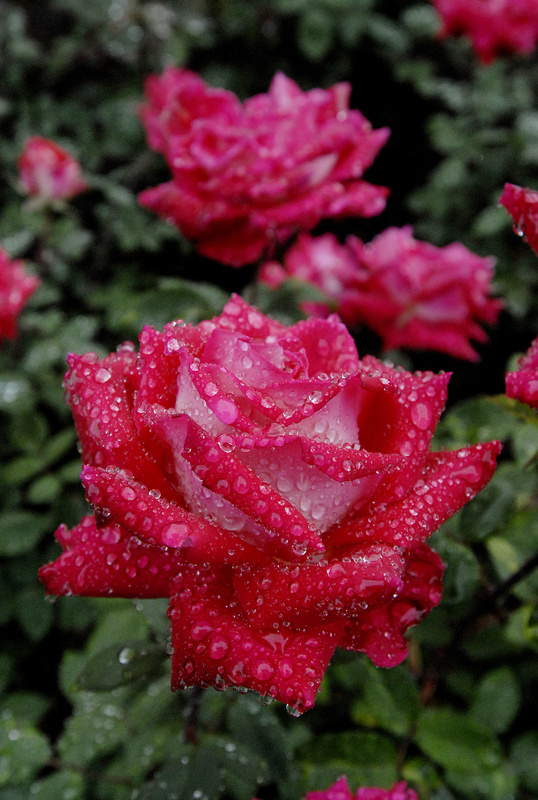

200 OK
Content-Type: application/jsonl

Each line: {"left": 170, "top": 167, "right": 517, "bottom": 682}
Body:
{"left": 0, "top": 511, "right": 50, "bottom": 556}
{"left": 0, "top": 716, "right": 51, "bottom": 786}
{"left": 415, "top": 708, "right": 502, "bottom": 772}
{"left": 75, "top": 641, "right": 166, "bottom": 691}
{"left": 469, "top": 667, "right": 521, "bottom": 734}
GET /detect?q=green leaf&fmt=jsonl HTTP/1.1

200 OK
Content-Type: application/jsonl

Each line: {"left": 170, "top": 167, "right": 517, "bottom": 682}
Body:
{"left": 0, "top": 716, "right": 51, "bottom": 787}
{"left": 75, "top": 641, "right": 166, "bottom": 691}
{"left": 351, "top": 660, "right": 420, "bottom": 736}
{"left": 469, "top": 667, "right": 521, "bottom": 734}
{"left": 446, "top": 763, "right": 517, "bottom": 800}
{"left": 487, "top": 509, "right": 538, "bottom": 602}
{"left": 429, "top": 533, "right": 480, "bottom": 605}
{"left": 0, "top": 511, "right": 50, "bottom": 555}
{"left": 27, "top": 473, "right": 62, "bottom": 505}
{"left": 297, "top": 9, "right": 334, "bottom": 61}
{"left": 504, "top": 605, "right": 538, "bottom": 652}
{"left": 415, "top": 708, "right": 502, "bottom": 772}
{"left": 0, "top": 375, "right": 34, "bottom": 414}
{"left": 510, "top": 731, "right": 538, "bottom": 792}
{"left": 139, "top": 735, "right": 268, "bottom": 800}
{"left": 458, "top": 463, "right": 535, "bottom": 542}
{"left": 24, "top": 770, "right": 84, "bottom": 800}
{"left": 228, "top": 695, "right": 291, "bottom": 783}
{"left": 0, "top": 693, "right": 51, "bottom": 726}
{"left": 302, "top": 731, "right": 398, "bottom": 788}
{"left": 57, "top": 694, "right": 128, "bottom": 765}
{"left": 1, "top": 455, "right": 45, "bottom": 485}
{"left": 16, "top": 585, "right": 54, "bottom": 641}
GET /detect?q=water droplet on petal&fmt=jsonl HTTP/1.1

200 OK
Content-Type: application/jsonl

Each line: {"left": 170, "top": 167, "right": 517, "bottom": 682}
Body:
{"left": 411, "top": 402, "right": 432, "bottom": 430}
{"left": 286, "top": 704, "right": 302, "bottom": 717}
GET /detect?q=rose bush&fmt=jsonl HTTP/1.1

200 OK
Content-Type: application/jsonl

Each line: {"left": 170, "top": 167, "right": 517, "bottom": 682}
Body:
{"left": 305, "top": 778, "right": 418, "bottom": 800}
{"left": 138, "top": 68, "right": 390, "bottom": 267}
{"left": 432, "top": 0, "right": 538, "bottom": 64}
{"left": 0, "top": 247, "right": 39, "bottom": 341}
{"left": 39, "top": 296, "right": 500, "bottom": 713}
{"left": 18, "top": 136, "right": 87, "bottom": 204}
{"left": 500, "top": 182, "right": 538, "bottom": 256}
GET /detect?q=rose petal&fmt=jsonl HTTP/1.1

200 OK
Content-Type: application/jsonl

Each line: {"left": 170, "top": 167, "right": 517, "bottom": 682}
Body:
{"left": 65, "top": 348, "right": 178, "bottom": 502}
{"left": 340, "top": 544, "right": 444, "bottom": 667}
{"left": 233, "top": 543, "right": 405, "bottom": 629}
{"left": 81, "top": 465, "right": 271, "bottom": 567}
{"left": 169, "top": 565, "right": 344, "bottom": 713}
{"left": 160, "top": 415, "right": 323, "bottom": 560}
{"left": 506, "top": 334, "right": 538, "bottom": 409}
{"left": 38, "top": 515, "right": 179, "bottom": 598}
{"left": 328, "top": 440, "right": 501, "bottom": 550}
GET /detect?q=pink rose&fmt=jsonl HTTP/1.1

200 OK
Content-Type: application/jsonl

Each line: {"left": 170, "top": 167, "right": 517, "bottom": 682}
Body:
{"left": 432, "top": 0, "right": 538, "bottom": 64}
{"left": 260, "top": 228, "right": 501, "bottom": 360}
{"left": 499, "top": 182, "right": 538, "bottom": 256}
{"left": 305, "top": 778, "right": 418, "bottom": 800}
{"left": 0, "top": 248, "right": 39, "bottom": 341}
{"left": 344, "top": 226, "right": 502, "bottom": 360}
{"left": 138, "top": 68, "right": 389, "bottom": 267}
{"left": 506, "top": 334, "right": 538, "bottom": 409}
{"left": 39, "top": 297, "right": 500, "bottom": 713}
{"left": 259, "top": 232, "right": 359, "bottom": 318}
{"left": 18, "top": 136, "right": 87, "bottom": 203}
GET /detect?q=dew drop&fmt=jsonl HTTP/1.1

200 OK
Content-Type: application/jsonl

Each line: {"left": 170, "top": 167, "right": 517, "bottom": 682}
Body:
{"left": 410, "top": 402, "right": 432, "bottom": 431}
{"left": 252, "top": 660, "right": 275, "bottom": 680}
{"left": 286, "top": 704, "right": 302, "bottom": 717}
{"left": 118, "top": 646, "right": 134, "bottom": 665}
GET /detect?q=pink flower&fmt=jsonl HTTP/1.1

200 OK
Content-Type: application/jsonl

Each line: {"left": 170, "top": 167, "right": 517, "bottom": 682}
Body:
{"left": 39, "top": 297, "right": 500, "bottom": 713}
{"left": 0, "top": 248, "right": 39, "bottom": 341}
{"left": 506, "top": 335, "right": 538, "bottom": 408}
{"left": 344, "top": 226, "right": 502, "bottom": 360}
{"left": 18, "top": 136, "right": 87, "bottom": 203}
{"left": 260, "top": 229, "right": 501, "bottom": 360}
{"left": 499, "top": 182, "right": 538, "bottom": 255}
{"left": 138, "top": 68, "right": 390, "bottom": 267}
{"left": 432, "top": 0, "right": 538, "bottom": 64}
{"left": 305, "top": 778, "right": 419, "bottom": 800}
{"left": 259, "top": 232, "right": 359, "bottom": 318}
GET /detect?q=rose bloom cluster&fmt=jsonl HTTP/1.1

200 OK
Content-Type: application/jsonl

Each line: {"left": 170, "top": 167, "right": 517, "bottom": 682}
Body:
{"left": 0, "top": 248, "right": 39, "bottom": 342}
{"left": 18, "top": 136, "right": 87, "bottom": 204}
{"left": 138, "top": 68, "right": 389, "bottom": 267}
{"left": 260, "top": 226, "right": 501, "bottom": 361}
{"left": 39, "top": 296, "right": 500, "bottom": 713}
{"left": 500, "top": 182, "right": 538, "bottom": 257}
{"left": 432, "top": 0, "right": 538, "bottom": 64}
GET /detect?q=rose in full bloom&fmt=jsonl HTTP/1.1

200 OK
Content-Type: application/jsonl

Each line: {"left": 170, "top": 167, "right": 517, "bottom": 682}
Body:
{"left": 18, "top": 136, "right": 87, "bottom": 204}
{"left": 344, "top": 226, "right": 501, "bottom": 360}
{"left": 432, "top": 0, "right": 538, "bottom": 64}
{"left": 499, "top": 182, "right": 538, "bottom": 256}
{"left": 138, "top": 68, "right": 390, "bottom": 267}
{"left": 306, "top": 777, "right": 418, "bottom": 800}
{"left": 506, "top": 335, "right": 538, "bottom": 409}
{"left": 260, "top": 228, "right": 501, "bottom": 360}
{"left": 0, "top": 248, "right": 39, "bottom": 341}
{"left": 39, "top": 296, "right": 500, "bottom": 713}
